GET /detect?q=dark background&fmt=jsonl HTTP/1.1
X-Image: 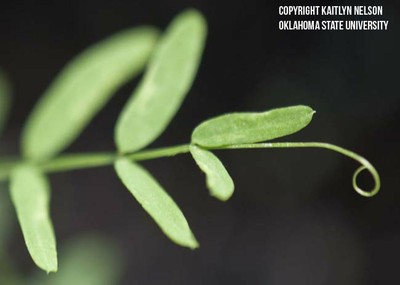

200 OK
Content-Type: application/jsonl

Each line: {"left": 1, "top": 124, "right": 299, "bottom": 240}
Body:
{"left": 1, "top": 0, "right": 399, "bottom": 284}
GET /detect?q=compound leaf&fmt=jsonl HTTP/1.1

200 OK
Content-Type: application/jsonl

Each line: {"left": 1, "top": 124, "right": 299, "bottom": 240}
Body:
{"left": 190, "top": 145, "right": 234, "bottom": 201}
{"left": 192, "top": 105, "right": 315, "bottom": 147}
{"left": 10, "top": 164, "right": 57, "bottom": 273}
{"left": 22, "top": 27, "right": 160, "bottom": 161}
{"left": 0, "top": 70, "right": 11, "bottom": 136}
{"left": 115, "top": 9, "right": 207, "bottom": 153}
{"left": 114, "top": 158, "right": 198, "bottom": 249}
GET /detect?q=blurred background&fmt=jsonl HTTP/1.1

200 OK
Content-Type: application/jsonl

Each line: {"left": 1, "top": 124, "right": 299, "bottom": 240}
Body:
{"left": 0, "top": 0, "right": 399, "bottom": 284}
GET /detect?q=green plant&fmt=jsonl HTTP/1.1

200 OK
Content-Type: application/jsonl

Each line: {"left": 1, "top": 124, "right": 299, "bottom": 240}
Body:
{"left": 0, "top": 9, "right": 380, "bottom": 273}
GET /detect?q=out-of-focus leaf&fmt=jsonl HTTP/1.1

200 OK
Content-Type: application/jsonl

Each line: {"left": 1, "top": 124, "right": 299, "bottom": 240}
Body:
{"left": 0, "top": 186, "right": 13, "bottom": 253}
{"left": 114, "top": 158, "right": 198, "bottom": 249}
{"left": 0, "top": 159, "right": 15, "bottom": 181}
{"left": 30, "top": 235, "right": 122, "bottom": 285}
{"left": 115, "top": 10, "right": 207, "bottom": 153}
{"left": 0, "top": 187, "right": 21, "bottom": 285}
{"left": 192, "top": 105, "right": 315, "bottom": 147}
{"left": 190, "top": 145, "right": 234, "bottom": 201}
{"left": 0, "top": 70, "right": 11, "bottom": 136}
{"left": 10, "top": 164, "right": 57, "bottom": 273}
{"left": 22, "top": 27, "right": 160, "bottom": 161}
{"left": 0, "top": 259, "right": 23, "bottom": 285}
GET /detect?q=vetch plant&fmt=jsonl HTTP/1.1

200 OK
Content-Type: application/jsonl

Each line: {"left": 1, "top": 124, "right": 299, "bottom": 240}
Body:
{"left": 0, "top": 9, "right": 381, "bottom": 273}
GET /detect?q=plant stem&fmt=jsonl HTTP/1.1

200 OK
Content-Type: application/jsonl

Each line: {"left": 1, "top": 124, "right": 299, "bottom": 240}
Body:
{"left": 41, "top": 144, "right": 191, "bottom": 173}
{"left": 42, "top": 153, "right": 116, "bottom": 173}
{"left": 125, "top": 144, "right": 190, "bottom": 161}
{"left": 216, "top": 142, "right": 380, "bottom": 197}
{"left": 0, "top": 144, "right": 191, "bottom": 182}
{"left": 0, "top": 142, "right": 380, "bottom": 197}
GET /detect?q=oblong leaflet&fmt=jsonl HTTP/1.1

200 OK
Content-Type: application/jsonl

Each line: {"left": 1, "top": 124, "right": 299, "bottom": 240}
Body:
{"left": 114, "top": 158, "right": 198, "bottom": 249}
{"left": 115, "top": 9, "right": 207, "bottom": 153}
{"left": 190, "top": 145, "right": 234, "bottom": 201}
{"left": 192, "top": 105, "right": 315, "bottom": 147}
{"left": 10, "top": 164, "right": 57, "bottom": 273}
{"left": 22, "top": 27, "right": 159, "bottom": 161}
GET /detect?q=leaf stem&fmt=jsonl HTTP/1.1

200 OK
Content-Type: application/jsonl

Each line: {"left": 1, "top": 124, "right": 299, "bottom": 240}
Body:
{"left": 214, "top": 142, "right": 380, "bottom": 197}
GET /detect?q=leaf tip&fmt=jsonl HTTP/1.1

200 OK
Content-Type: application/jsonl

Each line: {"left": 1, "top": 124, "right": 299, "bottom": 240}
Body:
{"left": 170, "top": 227, "right": 199, "bottom": 250}
{"left": 297, "top": 105, "right": 315, "bottom": 113}
{"left": 212, "top": 191, "right": 234, "bottom": 202}
{"left": 180, "top": 8, "right": 206, "bottom": 21}
{"left": 36, "top": 256, "right": 58, "bottom": 274}
{"left": 298, "top": 105, "right": 316, "bottom": 124}
{"left": 32, "top": 247, "right": 58, "bottom": 274}
{"left": 187, "top": 237, "right": 200, "bottom": 250}
{"left": 176, "top": 8, "right": 208, "bottom": 35}
{"left": 45, "top": 265, "right": 58, "bottom": 274}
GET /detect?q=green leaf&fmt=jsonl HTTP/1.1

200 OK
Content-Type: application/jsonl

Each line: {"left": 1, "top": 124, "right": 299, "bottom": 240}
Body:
{"left": 192, "top": 105, "right": 315, "bottom": 147}
{"left": 0, "top": 70, "right": 11, "bottom": 136}
{"left": 115, "top": 9, "right": 207, "bottom": 153}
{"left": 22, "top": 27, "right": 160, "bottom": 161}
{"left": 31, "top": 235, "right": 122, "bottom": 285}
{"left": 114, "top": 158, "right": 198, "bottom": 249}
{"left": 190, "top": 145, "right": 234, "bottom": 201}
{"left": 10, "top": 164, "right": 57, "bottom": 273}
